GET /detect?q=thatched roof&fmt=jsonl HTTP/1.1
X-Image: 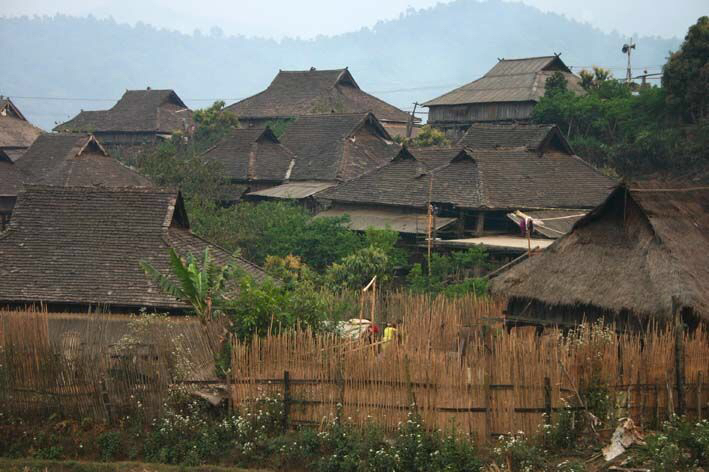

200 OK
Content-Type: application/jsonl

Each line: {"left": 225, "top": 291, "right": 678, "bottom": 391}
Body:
{"left": 54, "top": 89, "right": 193, "bottom": 133}
{"left": 490, "top": 183, "right": 709, "bottom": 323}
{"left": 0, "top": 186, "right": 267, "bottom": 310}
{"left": 0, "top": 98, "right": 42, "bottom": 152}
{"left": 15, "top": 133, "right": 152, "bottom": 188}
{"left": 225, "top": 68, "right": 413, "bottom": 124}
{"left": 279, "top": 112, "right": 399, "bottom": 181}
{"left": 423, "top": 56, "right": 584, "bottom": 107}
{"left": 201, "top": 127, "right": 294, "bottom": 182}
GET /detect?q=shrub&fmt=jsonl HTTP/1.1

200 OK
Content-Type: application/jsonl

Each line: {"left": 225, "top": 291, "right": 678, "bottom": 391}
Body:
{"left": 630, "top": 417, "right": 709, "bottom": 470}
{"left": 491, "top": 432, "right": 546, "bottom": 471}
{"left": 97, "top": 431, "right": 123, "bottom": 461}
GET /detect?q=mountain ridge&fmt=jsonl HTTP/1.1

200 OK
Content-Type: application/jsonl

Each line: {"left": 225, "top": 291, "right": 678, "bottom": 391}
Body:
{"left": 0, "top": 0, "right": 681, "bottom": 129}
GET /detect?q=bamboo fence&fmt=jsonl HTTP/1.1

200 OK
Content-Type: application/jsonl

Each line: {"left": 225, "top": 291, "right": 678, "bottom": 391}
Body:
{"left": 0, "top": 310, "right": 215, "bottom": 422}
{"left": 231, "top": 294, "right": 709, "bottom": 442}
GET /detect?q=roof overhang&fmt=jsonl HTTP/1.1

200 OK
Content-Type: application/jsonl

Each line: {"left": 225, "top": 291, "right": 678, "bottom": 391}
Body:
{"left": 246, "top": 181, "right": 336, "bottom": 200}
{"left": 315, "top": 208, "right": 456, "bottom": 234}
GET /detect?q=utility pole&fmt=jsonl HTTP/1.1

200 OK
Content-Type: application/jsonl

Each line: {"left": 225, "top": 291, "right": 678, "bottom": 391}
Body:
{"left": 622, "top": 39, "right": 636, "bottom": 84}
{"left": 406, "top": 102, "right": 419, "bottom": 139}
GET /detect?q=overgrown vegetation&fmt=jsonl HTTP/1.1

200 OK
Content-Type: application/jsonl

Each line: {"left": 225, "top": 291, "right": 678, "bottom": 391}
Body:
{"left": 532, "top": 16, "right": 709, "bottom": 178}
{"left": 394, "top": 124, "right": 450, "bottom": 147}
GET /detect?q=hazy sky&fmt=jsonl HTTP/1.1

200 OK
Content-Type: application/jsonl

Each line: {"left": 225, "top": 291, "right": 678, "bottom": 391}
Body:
{"left": 2, "top": 0, "right": 705, "bottom": 39}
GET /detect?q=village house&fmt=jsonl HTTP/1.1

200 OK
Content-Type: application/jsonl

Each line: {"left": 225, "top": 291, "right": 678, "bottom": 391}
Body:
{"left": 423, "top": 55, "right": 584, "bottom": 139}
{"left": 0, "top": 97, "right": 42, "bottom": 161}
{"left": 201, "top": 127, "right": 296, "bottom": 203}
{"left": 0, "top": 185, "right": 267, "bottom": 312}
{"left": 317, "top": 123, "right": 614, "bottom": 261}
{"left": 0, "top": 150, "right": 22, "bottom": 230}
{"left": 490, "top": 184, "right": 709, "bottom": 330}
{"left": 0, "top": 133, "right": 151, "bottom": 227}
{"left": 225, "top": 68, "right": 417, "bottom": 138}
{"left": 53, "top": 88, "right": 193, "bottom": 159}
{"left": 245, "top": 112, "right": 400, "bottom": 208}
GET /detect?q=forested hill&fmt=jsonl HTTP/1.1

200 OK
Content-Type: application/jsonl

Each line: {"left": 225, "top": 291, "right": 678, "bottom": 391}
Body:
{"left": 1, "top": 0, "right": 680, "bottom": 130}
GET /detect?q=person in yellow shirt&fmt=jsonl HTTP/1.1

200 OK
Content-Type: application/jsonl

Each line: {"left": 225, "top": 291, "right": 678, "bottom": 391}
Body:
{"left": 382, "top": 321, "right": 397, "bottom": 348}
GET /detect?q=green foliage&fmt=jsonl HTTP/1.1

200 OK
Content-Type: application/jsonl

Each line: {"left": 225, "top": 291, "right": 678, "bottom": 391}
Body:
{"left": 188, "top": 201, "right": 365, "bottom": 271}
{"left": 662, "top": 16, "right": 709, "bottom": 123}
{"left": 541, "top": 407, "right": 581, "bottom": 451}
{"left": 631, "top": 418, "right": 709, "bottom": 470}
{"left": 325, "top": 246, "right": 391, "bottom": 290}
{"left": 140, "top": 248, "right": 238, "bottom": 322}
{"left": 191, "top": 101, "right": 240, "bottom": 149}
{"left": 533, "top": 19, "right": 709, "bottom": 177}
{"left": 491, "top": 432, "right": 545, "bottom": 471}
{"left": 579, "top": 66, "right": 612, "bottom": 91}
{"left": 544, "top": 71, "right": 568, "bottom": 96}
{"left": 263, "top": 118, "right": 294, "bottom": 138}
{"left": 225, "top": 275, "right": 327, "bottom": 341}
{"left": 407, "top": 248, "right": 489, "bottom": 296}
{"left": 395, "top": 125, "right": 450, "bottom": 147}
{"left": 97, "top": 432, "right": 123, "bottom": 461}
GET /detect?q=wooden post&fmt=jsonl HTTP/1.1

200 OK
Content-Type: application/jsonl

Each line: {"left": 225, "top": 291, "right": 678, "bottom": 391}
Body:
{"left": 697, "top": 372, "right": 703, "bottom": 420}
{"left": 475, "top": 212, "right": 485, "bottom": 236}
{"left": 544, "top": 377, "right": 552, "bottom": 425}
{"left": 100, "top": 378, "right": 113, "bottom": 425}
{"left": 282, "top": 370, "right": 290, "bottom": 432}
{"left": 674, "top": 302, "right": 686, "bottom": 416}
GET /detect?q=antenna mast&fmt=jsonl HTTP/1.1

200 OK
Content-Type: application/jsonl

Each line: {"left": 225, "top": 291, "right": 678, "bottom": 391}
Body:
{"left": 622, "top": 39, "right": 636, "bottom": 83}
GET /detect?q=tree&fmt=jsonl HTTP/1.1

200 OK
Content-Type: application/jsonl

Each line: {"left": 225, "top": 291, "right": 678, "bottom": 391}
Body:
{"left": 544, "top": 71, "right": 568, "bottom": 96}
{"left": 325, "top": 246, "right": 391, "bottom": 290}
{"left": 579, "top": 67, "right": 612, "bottom": 91}
{"left": 663, "top": 16, "right": 709, "bottom": 123}
{"left": 395, "top": 125, "right": 450, "bottom": 147}
{"left": 191, "top": 100, "right": 240, "bottom": 148}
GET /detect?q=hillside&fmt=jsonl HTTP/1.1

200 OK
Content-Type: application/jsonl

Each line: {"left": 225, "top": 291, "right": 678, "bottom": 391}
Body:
{"left": 1, "top": 0, "right": 680, "bottom": 130}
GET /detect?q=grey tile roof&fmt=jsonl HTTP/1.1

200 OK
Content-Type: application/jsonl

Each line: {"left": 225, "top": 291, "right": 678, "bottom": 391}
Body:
{"left": 15, "top": 134, "right": 152, "bottom": 188}
{"left": 201, "top": 128, "right": 294, "bottom": 182}
{"left": 0, "top": 186, "right": 267, "bottom": 310}
{"left": 424, "top": 56, "right": 584, "bottom": 106}
{"left": 318, "top": 147, "right": 483, "bottom": 209}
{"left": 280, "top": 113, "right": 399, "bottom": 181}
{"left": 459, "top": 123, "right": 568, "bottom": 151}
{"left": 54, "top": 89, "right": 193, "bottom": 133}
{"left": 320, "top": 145, "right": 615, "bottom": 211}
{"left": 225, "top": 68, "right": 412, "bottom": 123}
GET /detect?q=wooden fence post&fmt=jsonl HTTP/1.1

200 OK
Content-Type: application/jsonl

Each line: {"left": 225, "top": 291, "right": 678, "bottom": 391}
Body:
{"left": 674, "top": 311, "right": 685, "bottom": 416}
{"left": 697, "top": 372, "right": 703, "bottom": 421}
{"left": 100, "top": 378, "right": 113, "bottom": 425}
{"left": 544, "top": 377, "right": 552, "bottom": 425}
{"left": 282, "top": 370, "right": 290, "bottom": 432}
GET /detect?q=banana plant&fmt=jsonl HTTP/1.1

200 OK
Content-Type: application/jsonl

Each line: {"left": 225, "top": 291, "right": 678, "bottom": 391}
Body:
{"left": 140, "top": 247, "right": 235, "bottom": 324}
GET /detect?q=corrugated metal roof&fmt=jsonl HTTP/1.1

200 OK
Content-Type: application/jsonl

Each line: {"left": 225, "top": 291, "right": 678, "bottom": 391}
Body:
{"left": 315, "top": 208, "right": 456, "bottom": 234}
{"left": 247, "top": 181, "right": 335, "bottom": 199}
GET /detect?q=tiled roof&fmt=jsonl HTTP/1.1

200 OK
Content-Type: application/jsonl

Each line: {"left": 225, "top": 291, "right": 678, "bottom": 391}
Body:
{"left": 423, "top": 56, "right": 584, "bottom": 106}
{"left": 320, "top": 145, "right": 615, "bottom": 210}
{"left": 54, "top": 89, "right": 193, "bottom": 133}
{"left": 280, "top": 113, "right": 399, "bottom": 181}
{"left": 225, "top": 68, "right": 412, "bottom": 123}
{"left": 0, "top": 98, "right": 42, "bottom": 150}
{"left": 201, "top": 128, "right": 294, "bottom": 182}
{"left": 0, "top": 186, "right": 267, "bottom": 309}
{"left": 471, "top": 149, "right": 614, "bottom": 209}
{"left": 0, "top": 152, "right": 23, "bottom": 197}
{"left": 15, "top": 134, "right": 152, "bottom": 188}
{"left": 459, "top": 123, "right": 569, "bottom": 151}
{"left": 318, "top": 147, "right": 483, "bottom": 209}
